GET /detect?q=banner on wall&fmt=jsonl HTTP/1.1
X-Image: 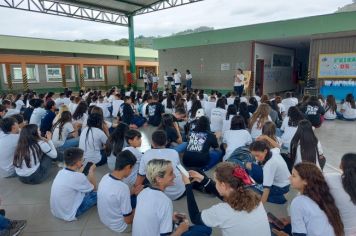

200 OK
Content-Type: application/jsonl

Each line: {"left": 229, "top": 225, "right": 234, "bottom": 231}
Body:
{"left": 318, "top": 53, "right": 356, "bottom": 78}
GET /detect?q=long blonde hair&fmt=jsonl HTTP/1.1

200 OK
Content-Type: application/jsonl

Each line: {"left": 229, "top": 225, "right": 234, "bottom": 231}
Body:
{"left": 249, "top": 103, "right": 270, "bottom": 129}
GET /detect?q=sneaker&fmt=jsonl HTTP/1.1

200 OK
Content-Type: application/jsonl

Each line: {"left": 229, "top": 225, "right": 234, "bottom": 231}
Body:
{"left": 9, "top": 220, "right": 27, "bottom": 236}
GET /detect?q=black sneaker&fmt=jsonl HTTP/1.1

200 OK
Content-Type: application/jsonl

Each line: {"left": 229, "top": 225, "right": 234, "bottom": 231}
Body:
{"left": 1, "top": 220, "right": 27, "bottom": 236}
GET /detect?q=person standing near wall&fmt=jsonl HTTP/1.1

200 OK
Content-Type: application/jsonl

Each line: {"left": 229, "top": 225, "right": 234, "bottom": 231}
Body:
{"left": 233, "top": 69, "right": 245, "bottom": 97}
{"left": 174, "top": 69, "right": 182, "bottom": 91}
{"left": 164, "top": 72, "right": 169, "bottom": 90}
{"left": 143, "top": 70, "right": 148, "bottom": 92}
{"left": 186, "top": 70, "right": 192, "bottom": 92}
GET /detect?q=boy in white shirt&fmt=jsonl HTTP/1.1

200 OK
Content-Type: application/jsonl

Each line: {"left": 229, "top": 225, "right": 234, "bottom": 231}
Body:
{"left": 98, "top": 150, "right": 143, "bottom": 233}
{"left": 50, "top": 148, "right": 97, "bottom": 221}
{"left": 134, "top": 130, "right": 186, "bottom": 201}
{"left": 97, "top": 95, "right": 111, "bottom": 118}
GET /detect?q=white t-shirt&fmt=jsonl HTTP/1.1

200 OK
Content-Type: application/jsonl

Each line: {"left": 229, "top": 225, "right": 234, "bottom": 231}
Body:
{"left": 97, "top": 102, "right": 111, "bottom": 118}
{"left": 112, "top": 99, "right": 124, "bottom": 117}
{"left": 55, "top": 98, "right": 66, "bottom": 107}
{"left": 280, "top": 117, "right": 298, "bottom": 150}
{"left": 210, "top": 108, "right": 227, "bottom": 132}
{"left": 79, "top": 127, "right": 108, "bottom": 164}
{"left": 15, "top": 140, "right": 57, "bottom": 177}
{"left": 281, "top": 98, "right": 298, "bottom": 114}
{"left": 294, "top": 141, "right": 323, "bottom": 168}
{"left": 139, "top": 149, "right": 185, "bottom": 200}
{"left": 72, "top": 113, "right": 88, "bottom": 128}
{"left": 0, "top": 133, "right": 19, "bottom": 177}
{"left": 250, "top": 116, "right": 272, "bottom": 139}
{"left": 68, "top": 102, "right": 78, "bottom": 115}
{"left": 132, "top": 187, "right": 173, "bottom": 236}
{"left": 121, "top": 146, "right": 142, "bottom": 187}
{"left": 222, "top": 115, "right": 234, "bottom": 133}
{"left": 203, "top": 101, "right": 216, "bottom": 119}
{"left": 173, "top": 72, "right": 181, "bottom": 84}
{"left": 291, "top": 195, "right": 335, "bottom": 236}
{"left": 263, "top": 151, "right": 290, "bottom": 188}
{"left": 164, "top": 75, "right": 168, "bottom": 85}
{"left": 50, "top": 168, "right": 94, "bottom": 221}
{"left": 52, "top": 122, "right": 75, "bottom": 148}
{"left": 324, "top": 106, "right": 337, "bottom": 120}
{"left": 161, "top": 99, "right": 174, "bottom": 114}
{"left": 325, "top": 173, "right": 356, "bottom": 236}
{"left": 186, "top": 73, "right": 192, "bottom": 80}
{"left": 15, "top": 100, "right": 25, "bottom": 111}
{"left": 98, "top": 174, "right": 132, "bottom": 232}
{"left": 234, "top": 74, "right": 244, "bottom": 87}
{"left": 222, "top": 129, "right": 252, "bottom": 161}
{"left": 342, "top": 102, "right": 356, "bottom": 119}
{"left": 29, "top": 107, "right": 46, "bottom": 127}
{"left": 202, "top": 202, "right": 270, "bottom": 236}
{"left": 278, "top": 103, "right": 286, "bottom": 115}
{"left": 3, "top": 108, "right": 20, "bottom": 118}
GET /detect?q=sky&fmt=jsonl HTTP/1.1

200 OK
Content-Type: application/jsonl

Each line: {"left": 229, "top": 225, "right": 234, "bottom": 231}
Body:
{"left": 0, "top": 0, "right": 352, "bottom": 41}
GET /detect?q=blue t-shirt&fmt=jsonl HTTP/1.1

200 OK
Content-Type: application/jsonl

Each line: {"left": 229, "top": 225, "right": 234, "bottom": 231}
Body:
{"left": 40, "top": 110, "right": 56, "bottom": 134}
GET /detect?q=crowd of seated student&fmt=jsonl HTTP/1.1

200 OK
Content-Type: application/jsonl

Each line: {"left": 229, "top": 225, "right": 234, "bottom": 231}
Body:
{"left": 1, "top": 86, "right": 356, "bottom": 236}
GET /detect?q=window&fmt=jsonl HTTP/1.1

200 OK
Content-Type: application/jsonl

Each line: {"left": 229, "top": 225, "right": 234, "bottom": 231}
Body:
{"left": 45, "top": 65, "right": 75, "bottom": 82}
{"left": 83, "top": 66, "right": 104, "bottom": 81}
{"left": 272, "top": 54, "right": 293, "bottom": 67}
{"left": 2, "top": 64, "right": 39, "bottom": 83}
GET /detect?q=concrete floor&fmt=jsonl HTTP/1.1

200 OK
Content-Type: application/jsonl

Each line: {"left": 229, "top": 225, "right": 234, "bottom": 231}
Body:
{"left": 0, "top": 120, "right": 354, "bottom": 236}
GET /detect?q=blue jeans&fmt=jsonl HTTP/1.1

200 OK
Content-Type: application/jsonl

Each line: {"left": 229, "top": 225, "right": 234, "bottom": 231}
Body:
{"left": 182, "top": 225, "right": 212, "bottom": 236}
{"left": 234, "top": 85, "right": 244, "bottom": 97}
{"left": 131, "top": 115, "right": 146, "bottom": 127}
{"left": 75, "top": 191, "right": 97, "bottom": 217}
{"left": 0, "top": 214, "right": 10, "bottom": 230}
{"left": 18, "top": 155, "right": 52, "bottom": 185}
{"left": 171, "top": 142, "right": 188, "bottom": 154}
{"left": 186, "top": 80, "right": 192, "bottom": 91}
{"left": 203, "top": 150, "right": 222, "bottom": 171}
{"left": 267, "top": 185, "right": 290, "bottom": 204}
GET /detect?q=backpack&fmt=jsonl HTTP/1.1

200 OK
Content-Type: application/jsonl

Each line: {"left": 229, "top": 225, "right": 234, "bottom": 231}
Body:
{"left": 226, "top": 146, "right": 255, "bottom": 168}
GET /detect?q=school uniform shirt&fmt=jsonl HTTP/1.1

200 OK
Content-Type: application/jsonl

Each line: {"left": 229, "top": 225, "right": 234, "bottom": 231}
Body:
{"left": 139, "top": 149, "right": 185, "bottom": 200}
{"left": 280, "top": 117, "right": 298, "bottom": 149}
{"left": 112, "top": 99, "right": 124, "bottom": 117}
{"left": 226, "top": 97, "right": 235, "bottom": 106}
{"left": 146, "top": 102, "right": 165, "bottom": 126}
{"left": 55, "top": 98, "right": 66, "bottom": 107}
{"left": 3, "top": 108, "right": 20, "bottom": 118}
{"left": 222, "top": 129, "right": 252, "bottom": 161}
{"left": 262, "top": 151, "right": 290, "bottom": 188}
{"left": 29, "top": 107, "right": 47, "bottom": 127}
{"left": 50, "top": 168, "right": 94, "bottom": 221}
{"left": 79, "top": 127, "right": 108, "bottom": 164}
{"left": 183, "top": 131, "right": 219, "bottom": 168}
{"left": 0, "top": 133, "right": 19, "bottom": 177}
{"left": 173, "top": 72, "right": 181, "bottom": 84}
{"left": 210, "top": 108, "right": 227, "bottom": 133}
{"left": 277, "top": 103, "right": 286, "bottom": 115}
{"left": 324, "top": 105, "right": 337, "bottom": 120}
{"left": 201, "top": 202, "right": 270, "bottom": 236}
{"left": 121, "top": 146, "right": 142, "bottom": 187}
{"left": 68, "top": 102, "right": 78, "bottom": 115}
{"left": 203, "top": 101, "right": 216, "bottom": 119}
{"left": 97, "top": 102, "right": 111, "bottom": 118}
{"left": 161, "top": 99, "right": 174, "bottom": 114}
{"left": 250, "top": 116, "right": 272, "bottom": 139}
{"left": 52, "top": 122, "right": 75, "bottom": 148}
{"left": 72, "top": 113, "right": 88, "bottom": 128}
{"left": 186, "top": 73, "right": 192, "bottom": 81}
{"left": 15, "top": 140, "right": 57, "bottom": 177}
{"left": 98, "top": 174, "right": 132, "bottom": 232}
{"left": 342, "top": 102, "right": 356, "bottom": 119}
{"left": 164, "top": 75, "right": 168, "bottom": 85}
{"left": 233, "top": 74, "right": 244, "bottom": 87}
{"left": 15, "top": 100, "right": 25, "bottom": 111}
{"left": 291, "top": 195, "right": 335, "bottom": 236}
{"left": 132, "top": 187, "right": 173, "bottom": 236}
{"left": 294, "top": 141, "right": 323, "bottom": 168}
{"left": 281, "top": 98, "right": 298, "bottom": 114}
{"left": 325, "top": 173, "right": 356, "bottom": 235}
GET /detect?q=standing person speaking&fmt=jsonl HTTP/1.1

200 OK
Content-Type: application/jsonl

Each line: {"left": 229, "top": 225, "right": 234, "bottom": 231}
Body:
{"left": 233, "top": 69, "right": 245, "bottom": 97}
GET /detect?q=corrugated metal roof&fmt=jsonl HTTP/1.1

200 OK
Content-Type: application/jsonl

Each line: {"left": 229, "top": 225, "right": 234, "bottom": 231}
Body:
{"left": 0, "top": 35, "right": 158, "bottom": 58}
{"left": 153, "top": 11, "right": 356, "bottom": 49}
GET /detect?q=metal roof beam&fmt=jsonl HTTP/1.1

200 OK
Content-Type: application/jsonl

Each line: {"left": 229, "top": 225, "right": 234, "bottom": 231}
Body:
{"left": 113, "top": 0, "right": 146, "bottom": 8}
{"left": 133, "top": 0, "right": 203, "bottom": 16}
{"left": 0, "top": 0, "right": 129, "bottom": 26}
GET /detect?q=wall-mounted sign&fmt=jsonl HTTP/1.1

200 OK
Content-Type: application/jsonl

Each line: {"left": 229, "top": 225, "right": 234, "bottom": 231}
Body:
{"left": 318, "top": 53, "right": 356, "bottom": 78}
{"left": 221, "top": 63, "right": 230, "bottom": 71}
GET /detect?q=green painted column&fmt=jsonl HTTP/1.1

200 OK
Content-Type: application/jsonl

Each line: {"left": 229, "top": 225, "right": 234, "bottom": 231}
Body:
{"left": 128, "top": 15, "right": 136, "bottom": 86}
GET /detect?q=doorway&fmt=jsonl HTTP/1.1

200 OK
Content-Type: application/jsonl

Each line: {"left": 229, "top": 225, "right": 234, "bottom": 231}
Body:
{"left": 255, "top": 59, "right": 264, "bottom": 95}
